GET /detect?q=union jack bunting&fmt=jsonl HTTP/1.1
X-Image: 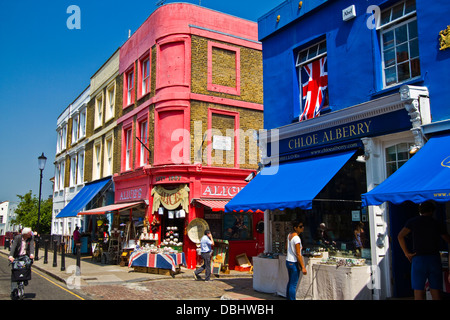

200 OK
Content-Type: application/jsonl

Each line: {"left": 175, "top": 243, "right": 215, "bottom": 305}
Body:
{"left": 300, "top": 56, "right": 328, "bottom": 121}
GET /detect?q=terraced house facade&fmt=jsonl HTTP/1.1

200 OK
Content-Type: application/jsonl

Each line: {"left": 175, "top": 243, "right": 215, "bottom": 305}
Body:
{"left": 52, "top": 3, "right": 264, "bottom": 268}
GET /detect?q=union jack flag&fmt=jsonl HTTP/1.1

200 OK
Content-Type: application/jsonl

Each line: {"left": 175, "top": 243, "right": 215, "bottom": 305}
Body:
{"left": 128, "top": 251, "right": 186, "bottom": 272}
{"left": 300, "top": 57, "right": 328, "bottom": 121}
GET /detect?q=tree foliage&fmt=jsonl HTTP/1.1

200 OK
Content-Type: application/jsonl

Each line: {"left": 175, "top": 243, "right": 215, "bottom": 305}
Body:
{"left": 12, "top": 190, "right": 53, "bottom": 235}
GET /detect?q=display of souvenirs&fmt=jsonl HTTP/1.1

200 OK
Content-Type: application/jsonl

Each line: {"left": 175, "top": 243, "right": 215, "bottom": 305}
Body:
{"left": 319, "top": 255, "right": 366, "bottom": 267}
{"left": 162, "top": 226, "right": 183, "bottom": 247}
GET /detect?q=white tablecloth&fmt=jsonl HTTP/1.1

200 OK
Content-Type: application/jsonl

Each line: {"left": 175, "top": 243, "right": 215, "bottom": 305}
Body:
{"left": 312, "top": 264, "right": 372, "bottom": 300}
{"left": 252, "top": 255, "right": 372, "bottom": 300}
{"left": 252, "top": 257, "right": 279, "bottom": 293}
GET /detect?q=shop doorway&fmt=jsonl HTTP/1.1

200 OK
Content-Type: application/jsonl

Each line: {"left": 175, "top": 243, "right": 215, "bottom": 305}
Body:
{"left": 158, "top": 206, "right": 186, "bottom": 249}
{"left": 389, "top": 201, "right": 448, "bottom": 298}
{"left": 389, "top": 201, "right": 416, "bottom": 298}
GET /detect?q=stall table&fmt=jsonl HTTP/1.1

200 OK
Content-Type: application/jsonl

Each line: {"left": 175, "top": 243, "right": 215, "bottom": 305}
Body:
{"left": 312, "top": 264, "right": 372, "bottom": 300}
{"left": 252, "top": 256, "right": 279, "bottom": 293}
{"left": 129, "top": 251, "right": 186, "bottom": 276}
{"left": 253, "top": 254, "right": 372, "bottom": 300}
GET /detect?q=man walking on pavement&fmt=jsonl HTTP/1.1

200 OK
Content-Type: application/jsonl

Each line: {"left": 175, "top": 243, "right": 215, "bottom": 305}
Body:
{"left": 398, "top": 200, "right": 450, "bottom": 300}
{"left": 194, "top": 230, "right": 214, "bottom": 282}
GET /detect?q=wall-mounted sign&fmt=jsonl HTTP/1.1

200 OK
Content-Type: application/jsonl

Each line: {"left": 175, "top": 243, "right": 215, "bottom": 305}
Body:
{"left": 213, "top": 135, "right": 232, "bottom": 151}
{"left": 272, "top": 108, "right": 411, "bottom": 162}
{"left": 201, "top": 184, "right": 244, "bottom": 198}
{"left": 342, "top": 5, "right": 356, "bottom": 21}
{"left": 117, "top": 185, "right": 146, "bottom": 202}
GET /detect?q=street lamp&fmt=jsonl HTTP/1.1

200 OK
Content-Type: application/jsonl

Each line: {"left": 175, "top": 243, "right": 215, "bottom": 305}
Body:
{"left": 35, "top": 152, "right": 47, "bottom": 261}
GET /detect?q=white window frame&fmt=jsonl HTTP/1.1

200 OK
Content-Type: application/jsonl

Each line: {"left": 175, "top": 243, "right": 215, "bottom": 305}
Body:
{"left": 125, "top": 128, "right": 132, "bottom": 171}
{"left": 139, "top": 120, "right": 148, "bottom": 166}
{"left": 378, "top": 0, "right": 419, "bottom": 88}
{"left": 142, "top": 58, "right": 150, "bottom": 96}
{"left": 94, "top": 93, "right": 104, "bottom": 129}
{"left": 93, "top": 141, "right": 102, "bottom": 180}
{"left": 71, "top": 114, "right": 79, "bottom": 144}
{"left": 127, "top": 71, "right": 134, "bottom": 106}
{"left": 79, "top": 108, "right": 86, "bottom": 139}
{"left": 105, "top": 83, "right": 116, "bottom": 122}
{"left": 59, "top": 161, "right": 65, "bottom": 191}
{"left": 104, "top": 132, "right": 114, "bottom": 176}
{"left": 54, "top": 165, "right": 60, "bottom": 191}
{"left": 77, "top": 151, "right": 85, "bottom": 185}
{"left": 69, "top": 154, "right": 77, "bottom": 187}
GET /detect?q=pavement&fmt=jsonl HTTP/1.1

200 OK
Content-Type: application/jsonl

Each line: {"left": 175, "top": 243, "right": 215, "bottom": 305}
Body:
{"left": 0, "top": 247, "right": 283, "bottom": 300}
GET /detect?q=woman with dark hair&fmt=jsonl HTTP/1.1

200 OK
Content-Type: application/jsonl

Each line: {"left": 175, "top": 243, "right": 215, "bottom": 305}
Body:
{"left": 286, "top": 220, "right": 307, "bottom": 300}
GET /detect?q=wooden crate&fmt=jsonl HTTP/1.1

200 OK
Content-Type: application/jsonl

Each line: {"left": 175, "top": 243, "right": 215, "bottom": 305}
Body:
{"left": 158, "top": 268, "right": 172, "bottom": 276}
{"left": 147, "top": 267, "right": 159, "bottom": 274}
{"left": 133, "top": 266, "right": 148, "bottom": 273}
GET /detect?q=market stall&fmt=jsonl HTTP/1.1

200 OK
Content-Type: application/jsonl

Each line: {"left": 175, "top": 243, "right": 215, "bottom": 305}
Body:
{"left": 128, "top": 247, "right": 186, "bottom": 276}
{"left": 253, "top": 252, "right": 371, "bottom": 300}
{"left": 78, "top": 201, "right": 147, "bottom": 265}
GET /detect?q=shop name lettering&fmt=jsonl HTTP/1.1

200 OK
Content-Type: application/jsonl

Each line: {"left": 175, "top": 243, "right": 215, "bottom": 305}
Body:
{"left": 119, "top": 188, "right": 142, "bottom": 201}
{"left": 202, "top": 185, "right": 243, "bottom": 197}
{"left": 288, "top": 121, "right": 371, "bottom": 150}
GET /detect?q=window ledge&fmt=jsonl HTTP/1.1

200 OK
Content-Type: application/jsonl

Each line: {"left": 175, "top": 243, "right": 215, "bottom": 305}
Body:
{"left": 371, "top": 76, "right": 424, "bottom": 99}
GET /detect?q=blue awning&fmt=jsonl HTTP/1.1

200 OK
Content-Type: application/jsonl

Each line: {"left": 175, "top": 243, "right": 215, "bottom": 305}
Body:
{"left": 56, "top": 178, "right": 112, "bottom": 218}
{"left": 362, "top": 133, "right": 450, "bottom": 206}
{"left": 225, "top": 150, "right": 356, "bottom": 212}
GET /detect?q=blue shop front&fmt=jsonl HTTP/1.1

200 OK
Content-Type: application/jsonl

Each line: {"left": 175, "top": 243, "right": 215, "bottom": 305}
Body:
{"left": 226, "top": 88, "right": 430, "bottom": 299}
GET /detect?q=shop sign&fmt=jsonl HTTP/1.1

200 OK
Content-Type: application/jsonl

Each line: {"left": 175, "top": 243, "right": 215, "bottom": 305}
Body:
{"left": 152, "top": 184, "right": 190, "bottom": 213}
{"left": 117, "top": 186, "right": 146, "bottom": 202}
{"left": 274, "top": 109, "right": 411, "bottom": 161}
{"left": 201, "top": 184, "right": 244, "bottom": 198}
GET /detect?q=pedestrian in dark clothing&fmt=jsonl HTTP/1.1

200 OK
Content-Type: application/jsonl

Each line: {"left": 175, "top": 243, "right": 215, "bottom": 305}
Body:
{"left": 398, "top": 200, "right": 450, "bottom": 300}
{"left": 8, "top": 227, "right": 35, "bottom": 298}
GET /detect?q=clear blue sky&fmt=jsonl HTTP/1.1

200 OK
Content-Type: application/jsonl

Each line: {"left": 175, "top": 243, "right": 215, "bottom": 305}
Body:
{"left": 0, "top": 0, "right": 281, "bottom": 203}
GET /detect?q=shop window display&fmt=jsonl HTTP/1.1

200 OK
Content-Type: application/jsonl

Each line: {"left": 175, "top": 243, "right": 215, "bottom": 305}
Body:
{"left": 269, "top": 152, "right": 371, "bottom": 261}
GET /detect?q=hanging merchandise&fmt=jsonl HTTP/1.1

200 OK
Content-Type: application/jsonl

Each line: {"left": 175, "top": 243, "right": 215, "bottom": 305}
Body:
{"left": 175, "top": 210, "right": 180, "bottom": 219}
{"left": 150, "top": 218, "right": 160, "bottom": 233}
{"left": 179, "top": 209, "right": 186, "bottom": 218}
{"left": 158, "top": 207, "right": 164, "bottom": 215}
{"left": 168, "top": 210, "right": 174, "bottom": 219}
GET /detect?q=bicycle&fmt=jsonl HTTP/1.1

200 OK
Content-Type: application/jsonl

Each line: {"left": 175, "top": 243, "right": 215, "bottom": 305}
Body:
{"left": 10, "top": 255, "right": 33, "bottom": 300}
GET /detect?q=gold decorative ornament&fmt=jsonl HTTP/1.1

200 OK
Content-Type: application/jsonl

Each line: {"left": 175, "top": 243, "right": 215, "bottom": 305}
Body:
{"left": 299, "top": 1, "right": 303, "bottom": 9}
{"left": 276, "top": 15, "right": 281, "bottom": 23}
{"left": 439, "top": 25, "right": 450, "bottom": 51}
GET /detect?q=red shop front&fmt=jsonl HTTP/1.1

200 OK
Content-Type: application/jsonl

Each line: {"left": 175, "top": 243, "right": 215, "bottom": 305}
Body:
{"left": 113, "top": 164, "right": 264, "bottom": 270}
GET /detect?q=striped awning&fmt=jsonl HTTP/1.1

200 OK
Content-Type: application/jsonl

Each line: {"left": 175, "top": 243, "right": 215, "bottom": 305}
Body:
{"left": 195, "top": 199, "right": 229, "bottom": 212}
{"left": 78, "top": 201, "right": 144, "bottom": 215}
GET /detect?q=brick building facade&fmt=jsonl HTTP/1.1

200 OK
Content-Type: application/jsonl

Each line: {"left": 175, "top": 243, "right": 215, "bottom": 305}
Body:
{"left": 112, "top": 3, "right": 264, "bottom": 269}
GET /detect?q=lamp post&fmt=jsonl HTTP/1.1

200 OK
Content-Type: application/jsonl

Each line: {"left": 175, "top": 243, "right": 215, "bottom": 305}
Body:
{"left": 35, "top": 152, "right": 47, "bottom": 261}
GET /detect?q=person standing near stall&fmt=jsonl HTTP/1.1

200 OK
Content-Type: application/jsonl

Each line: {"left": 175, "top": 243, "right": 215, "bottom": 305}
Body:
{"left": 194, "top": 230, "right": 214, "bottom": 282}
{"left": 73, "top": 226, "right": 81, "bottom": 255}
{"left": 286, "top": 220, "right": 307, "bottom": 300}
{"left": 398, "top": 200, "right": 450, "bottom": 300}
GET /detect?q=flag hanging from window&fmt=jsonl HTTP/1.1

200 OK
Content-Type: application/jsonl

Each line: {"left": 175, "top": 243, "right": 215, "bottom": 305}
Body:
{"left": 300, "top": 57, "right": 328, "bottom": 121}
